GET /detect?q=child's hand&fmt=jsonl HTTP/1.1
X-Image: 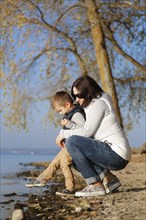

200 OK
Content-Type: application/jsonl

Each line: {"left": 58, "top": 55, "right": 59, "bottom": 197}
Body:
{"left": 61, "top": 118, "right": 69, "bottom": 126}
{"left": 56, "top": 134, "right": 65, "bottom": 148}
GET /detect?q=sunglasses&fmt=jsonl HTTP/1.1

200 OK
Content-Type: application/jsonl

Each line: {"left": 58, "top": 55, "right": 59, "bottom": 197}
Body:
{"left": 73, "top": 91, "right": 86, "bottom": 99}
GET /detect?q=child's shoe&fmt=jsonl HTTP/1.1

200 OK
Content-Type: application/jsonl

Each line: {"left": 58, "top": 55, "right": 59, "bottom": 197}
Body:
{"left": 55, "top": 189, "right": 75, "bottom": 196}
{"left": 25, "top": 180, "right": 46, "bottom": 188}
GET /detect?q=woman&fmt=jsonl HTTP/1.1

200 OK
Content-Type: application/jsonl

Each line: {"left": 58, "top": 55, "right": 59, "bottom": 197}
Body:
{"left": 56, "top": 76, "right": 132, "bottom": 197}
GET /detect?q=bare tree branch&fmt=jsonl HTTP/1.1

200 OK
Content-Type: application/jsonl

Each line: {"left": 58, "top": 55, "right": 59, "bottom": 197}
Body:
{"left": 20, "top": 45, "right": 87, "bottom": 74}
{"left": 53, "top": 4, "right": 85, "bottom": 29}
{"left": 98, "top": 2, "right": 146, "bottom": 11}
{"left": 24, "top": 0, "right": 88, "bottom": 75}
{"left": 114, "top": 76, "right": 146, "bottom": 83}
{"left": 103, "top": 23, "right": 146, "bottom": 74}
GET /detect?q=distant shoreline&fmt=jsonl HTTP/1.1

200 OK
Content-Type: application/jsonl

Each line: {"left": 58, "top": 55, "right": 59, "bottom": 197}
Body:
{"left": 0, "top": 148, "right": 60, "bottom": 155}
{"left": 1, "top": 143, "right": 146, "bottom": 155}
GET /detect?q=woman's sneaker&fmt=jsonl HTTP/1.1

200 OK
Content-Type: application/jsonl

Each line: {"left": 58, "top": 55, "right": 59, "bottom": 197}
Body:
{"left": 25, "top": 180, "right": 46, "bottom": 188}
{"left": 75, "top": 184, "right": 105, "bottom": 197}
{"left": 55, "top": 189, "right": 75, "bottom": 196}
{"left": 103, "top": 175, "right": 121, "bottom": 194}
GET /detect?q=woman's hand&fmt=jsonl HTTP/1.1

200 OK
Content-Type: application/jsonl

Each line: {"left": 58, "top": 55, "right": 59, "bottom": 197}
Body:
{"left": 56, "top": 134, "right": 65, "bottom": 148}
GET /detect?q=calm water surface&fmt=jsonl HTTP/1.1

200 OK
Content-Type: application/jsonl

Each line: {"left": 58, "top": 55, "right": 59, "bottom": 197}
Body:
{"left": 0, "top": 153, "right": 55, "bottom": 220}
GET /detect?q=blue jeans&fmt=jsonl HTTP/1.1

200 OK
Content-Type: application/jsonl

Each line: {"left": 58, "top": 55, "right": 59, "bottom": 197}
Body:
{"left": 66, "top": 135, "right": 128, "bottom": 185}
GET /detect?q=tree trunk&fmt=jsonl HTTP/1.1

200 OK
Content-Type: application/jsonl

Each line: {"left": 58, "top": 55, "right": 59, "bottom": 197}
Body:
{"left": 85, "top": 0, "right": 123, "bottom": 126}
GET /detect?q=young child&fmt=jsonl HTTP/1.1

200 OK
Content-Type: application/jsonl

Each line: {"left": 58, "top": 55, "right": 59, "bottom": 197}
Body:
{"left": 25, "top": 91, "right": 85, "bottom": 196}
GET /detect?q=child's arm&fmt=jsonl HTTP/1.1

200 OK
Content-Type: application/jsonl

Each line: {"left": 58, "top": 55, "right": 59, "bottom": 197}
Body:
{"left": 64, "top": 112, "right": 85, "bottom": 130}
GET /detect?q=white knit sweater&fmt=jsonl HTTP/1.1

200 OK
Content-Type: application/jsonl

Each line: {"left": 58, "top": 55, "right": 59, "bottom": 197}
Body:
{"left": 60, "top": 93, "right": 132, "bottom": 161}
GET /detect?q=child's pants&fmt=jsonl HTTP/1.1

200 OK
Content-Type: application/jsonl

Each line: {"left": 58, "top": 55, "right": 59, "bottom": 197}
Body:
{"left": 37, "top": 147, "right": 75, "bottom": 191}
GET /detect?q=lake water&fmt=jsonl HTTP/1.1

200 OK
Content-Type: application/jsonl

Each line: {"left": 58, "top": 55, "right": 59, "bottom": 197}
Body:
{"left": 0, "top": 153, "right": 56, "bottom": 220}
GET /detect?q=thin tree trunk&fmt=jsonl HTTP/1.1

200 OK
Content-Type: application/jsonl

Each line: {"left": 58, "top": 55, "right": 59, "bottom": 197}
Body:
{"left": 85, "top": 0, "right": 123, "bottom": 126}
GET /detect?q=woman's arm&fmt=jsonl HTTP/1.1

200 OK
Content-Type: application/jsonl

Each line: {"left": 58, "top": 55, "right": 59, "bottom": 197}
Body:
{"left": 60, "top": 99, "right": 106, "bottom": 139}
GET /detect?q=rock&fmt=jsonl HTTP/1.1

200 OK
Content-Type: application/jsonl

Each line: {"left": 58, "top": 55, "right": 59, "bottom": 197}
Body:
{"left": 0, "top": 199, "right": 14, "bottom": 204}
{"left": 4, "top": 192, "right": 17, "bottom": 197}
{"left": 11, "top": 209, "right": 24, "bottom": 220}
{"left": 75, "top": 207, "right": 82, "bottom": 212}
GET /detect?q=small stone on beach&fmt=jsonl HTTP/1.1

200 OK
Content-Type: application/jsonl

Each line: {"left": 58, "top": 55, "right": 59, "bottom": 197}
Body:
{"left": 11, "top": 209, "right": 24, "bottom": 220}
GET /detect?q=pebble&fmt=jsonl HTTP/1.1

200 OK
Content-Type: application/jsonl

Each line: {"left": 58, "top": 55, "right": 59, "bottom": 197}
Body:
{"left": 11, "top": 209, "right": 24, "bottom": 220}
{"left": 75, "top": 207, "right": 82, "bottom": 212}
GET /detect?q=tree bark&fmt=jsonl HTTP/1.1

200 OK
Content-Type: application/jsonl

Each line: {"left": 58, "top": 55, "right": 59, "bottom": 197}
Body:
{"left": 85, "top": 0, "right": 123, "bottom": 126}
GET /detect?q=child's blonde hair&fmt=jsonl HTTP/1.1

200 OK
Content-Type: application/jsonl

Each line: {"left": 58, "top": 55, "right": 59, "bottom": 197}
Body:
{"left": 51, "top": 91, "right": 73, "bottom": 109}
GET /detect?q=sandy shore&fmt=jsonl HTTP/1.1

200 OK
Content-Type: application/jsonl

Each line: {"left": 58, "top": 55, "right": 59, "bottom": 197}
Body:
{"left": 1, "top": 147, "right": 146, "bottom": 220}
